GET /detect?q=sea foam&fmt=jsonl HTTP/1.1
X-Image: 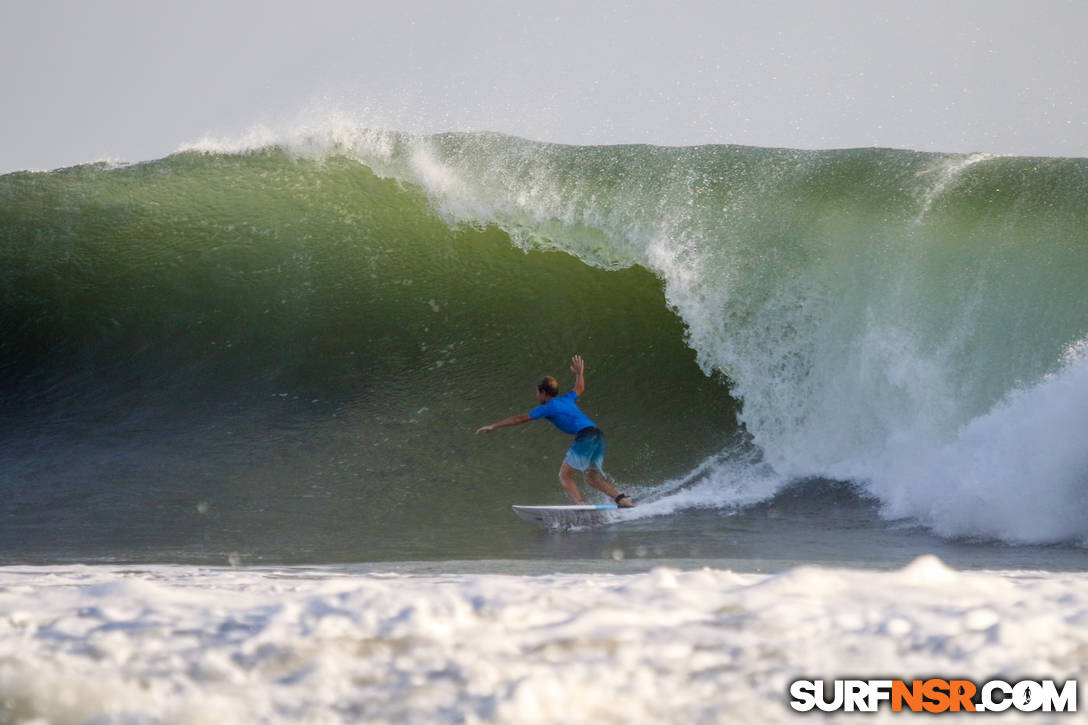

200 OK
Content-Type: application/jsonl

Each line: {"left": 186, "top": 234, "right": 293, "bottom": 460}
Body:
{"left": 1, "top": 560, "right": 1085, "bottom": 723}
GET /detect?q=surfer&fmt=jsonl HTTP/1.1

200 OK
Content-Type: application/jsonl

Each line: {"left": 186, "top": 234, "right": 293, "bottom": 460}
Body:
{"left": 476, "top": 355, "right": 634, "bottom": 507}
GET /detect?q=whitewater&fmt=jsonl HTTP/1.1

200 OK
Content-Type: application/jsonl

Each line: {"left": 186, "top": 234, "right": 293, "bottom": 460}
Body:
{"left": 1, "top": 560, "right": 1086, "bottom": 724}
{"left": 2, "top": 125, "right": 1087, "bottom": 723}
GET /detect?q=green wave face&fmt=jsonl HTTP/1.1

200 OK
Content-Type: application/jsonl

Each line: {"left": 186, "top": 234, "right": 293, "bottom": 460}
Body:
{"left": 2, "top": 131, "right": 1088, "bottom": 557}
{"left": 0, "top": 148, "right": 736, "bottom": 561}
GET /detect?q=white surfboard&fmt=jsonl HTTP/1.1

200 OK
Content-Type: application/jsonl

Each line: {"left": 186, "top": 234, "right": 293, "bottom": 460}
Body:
{"left": 512, "top": 504, "right": 619, "bottom": 527}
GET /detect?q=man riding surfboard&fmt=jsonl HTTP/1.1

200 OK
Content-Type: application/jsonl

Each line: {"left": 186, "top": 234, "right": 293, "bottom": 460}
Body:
{"left": 476, "top": 355, "right": 635, "bottom": 508}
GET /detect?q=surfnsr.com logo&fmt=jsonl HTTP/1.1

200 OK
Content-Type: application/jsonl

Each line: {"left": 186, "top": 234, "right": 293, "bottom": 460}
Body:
{"left": 789, "top": 679, "right": 1077, "bottom": 713}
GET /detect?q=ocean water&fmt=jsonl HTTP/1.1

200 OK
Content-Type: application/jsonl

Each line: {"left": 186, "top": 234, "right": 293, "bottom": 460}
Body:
{"left": 1, "top": 128, "right": 1086, "bottom": 722}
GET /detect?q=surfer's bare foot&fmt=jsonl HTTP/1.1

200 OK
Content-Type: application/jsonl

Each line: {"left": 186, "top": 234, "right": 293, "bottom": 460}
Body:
{"left": 615, "top": 493, "right": 634, "bottom": 508}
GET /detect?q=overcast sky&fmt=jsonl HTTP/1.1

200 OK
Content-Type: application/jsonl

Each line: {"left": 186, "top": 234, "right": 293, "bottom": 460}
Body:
{"left": 2, "top": 0, "right": 1086, "bottom": 173}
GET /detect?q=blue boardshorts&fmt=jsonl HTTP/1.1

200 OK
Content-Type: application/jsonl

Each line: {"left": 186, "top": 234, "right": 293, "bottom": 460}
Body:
{"left": 563, "top": 427, "right": 607, "bottom": 471}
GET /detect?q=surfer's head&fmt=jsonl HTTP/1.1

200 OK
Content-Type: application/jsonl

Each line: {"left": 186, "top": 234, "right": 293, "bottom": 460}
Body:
{"left": 536, "top": 376, "right": 559, "bottom": 402}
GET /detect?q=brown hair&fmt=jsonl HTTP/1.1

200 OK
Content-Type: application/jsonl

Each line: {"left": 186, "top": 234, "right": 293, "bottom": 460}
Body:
{"left": 537, "top": 376, "right": 559, "bottom": 397}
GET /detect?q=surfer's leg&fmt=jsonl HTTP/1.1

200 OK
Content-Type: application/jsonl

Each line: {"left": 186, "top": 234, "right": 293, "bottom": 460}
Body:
{"left": 584, "top": 469, "right": 633, "bottom": 506}
{"left": 587, "top": 468, "right": 635, "bottom": 507}
{"left": 559, "top": 463, "right": 586, "bottom": 504}
{"left": 575, "top": 430, "right": 632, "bottom": 506}
{"left": 583, "top": 469, "right": 618, "bottom": 497}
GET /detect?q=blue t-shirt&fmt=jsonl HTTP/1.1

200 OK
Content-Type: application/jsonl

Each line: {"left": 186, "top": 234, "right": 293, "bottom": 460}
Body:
{"left": 528, "top": 391, "right": 596, "bottom": 435}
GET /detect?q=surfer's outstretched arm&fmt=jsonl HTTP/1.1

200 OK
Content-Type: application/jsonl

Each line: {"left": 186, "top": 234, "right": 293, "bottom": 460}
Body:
{"left": 571, "top": 354, "right": 585, "bottom": 396}
{"left": 476, "top": 413, "right": 531, "bottom": 435}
